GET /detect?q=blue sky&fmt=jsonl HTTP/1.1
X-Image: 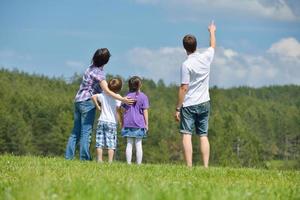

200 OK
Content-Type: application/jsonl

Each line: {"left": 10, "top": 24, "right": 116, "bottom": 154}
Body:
{"left": 0, "top": 0, "right": 300, "bottom": 87}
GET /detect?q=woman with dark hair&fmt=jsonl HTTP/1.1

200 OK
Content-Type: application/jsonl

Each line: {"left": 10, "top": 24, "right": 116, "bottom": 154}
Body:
{"left": 65, "top": 48, "right": 134, "bottom": 161}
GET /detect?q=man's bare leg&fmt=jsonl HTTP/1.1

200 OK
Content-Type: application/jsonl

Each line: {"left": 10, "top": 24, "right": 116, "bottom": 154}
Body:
{"left": 182, "top": 134, "right": 193, "bottom": 167}
{"left": 200, "top": 136, "right": 210, "bottom": 168}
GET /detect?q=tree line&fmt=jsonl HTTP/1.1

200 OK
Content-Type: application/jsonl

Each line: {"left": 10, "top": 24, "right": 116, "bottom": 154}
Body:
{"left": 0, "top": 69, "right": 299, "bottom": 169}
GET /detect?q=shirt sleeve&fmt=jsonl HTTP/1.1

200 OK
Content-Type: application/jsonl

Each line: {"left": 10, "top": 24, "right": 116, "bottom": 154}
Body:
{"left": 181, "top": 63, "right": 190, "bottom": 84}
{"left": 202, "top": 47, "right": 215, "bottom": 65}
{"left": 116, "top": 100, "right": 122, "bottom": 107}
{"left": 92, "top": 68, "right": 106, "bottom": 82}
{"left": 141, "top": 95, "right": 149, "bottom": 109}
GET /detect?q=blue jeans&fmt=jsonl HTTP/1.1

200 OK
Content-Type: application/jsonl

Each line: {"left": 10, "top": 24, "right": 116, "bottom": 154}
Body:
{"left": 180, "top": 101, "right": 210, "bottom": 136}
{"left": 65, "top": 99, "right": 96, "bottom": 160}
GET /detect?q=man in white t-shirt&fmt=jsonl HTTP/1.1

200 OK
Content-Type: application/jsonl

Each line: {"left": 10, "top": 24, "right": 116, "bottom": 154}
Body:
{"left": 92, "top": 78, "right": 122, "bottom": 163}
{"left": 175, "top": 21, "right": 216, "bottom": 168}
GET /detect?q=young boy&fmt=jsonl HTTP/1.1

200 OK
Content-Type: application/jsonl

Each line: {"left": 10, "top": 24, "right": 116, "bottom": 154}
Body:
{"left": 92, "top": 78, "right": 123, "bottom": 163}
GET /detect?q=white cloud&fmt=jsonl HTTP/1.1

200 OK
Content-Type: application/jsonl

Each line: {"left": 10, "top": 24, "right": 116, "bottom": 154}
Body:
{"left": 211, "top": 48, "right": 280, "bottom": 87}
{"left": 134, "top": 0, "right": 298, "bottom": 21}
{"left": 268, "top": 37, "right": 300, "bottom": 59}
{"left": 125, "top": 37, "right": 300, "bottom": 87}
{"left": 65, "top": 60, "right": 85, "bottom": 70}
{"left": 223, "top": 49, "right": 238, "bottom": 59}
{"left": 127, "top": 47, "right": 185, "bottom": 84}
{"left": 210, "top": 41, "right": 300, "bottom": 87}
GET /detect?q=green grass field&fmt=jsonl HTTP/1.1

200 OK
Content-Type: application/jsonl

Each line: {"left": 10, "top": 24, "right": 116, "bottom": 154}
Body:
{"left": 0, "top": 155, "right": 299, "bottom": 200}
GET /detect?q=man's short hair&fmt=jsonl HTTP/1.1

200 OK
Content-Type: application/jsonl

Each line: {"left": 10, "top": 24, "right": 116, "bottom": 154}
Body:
{"left": 183, "top": 34, "right": 197, "bottom": 53}
{"left": 108, "top": 78, "right": 122, "bottom": 93}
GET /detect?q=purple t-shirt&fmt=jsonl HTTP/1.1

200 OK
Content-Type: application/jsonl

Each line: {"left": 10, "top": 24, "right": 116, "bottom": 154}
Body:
{"left": 122, "top": 92, "right": 149, "bottom": 128}
{"left": 75, "top": 65, "right": 105, "bottom": 102}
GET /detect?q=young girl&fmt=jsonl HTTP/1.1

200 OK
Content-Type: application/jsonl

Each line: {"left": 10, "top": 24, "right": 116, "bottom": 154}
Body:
{"left": 121, "top": 76, "right": 149, "bottom": 165}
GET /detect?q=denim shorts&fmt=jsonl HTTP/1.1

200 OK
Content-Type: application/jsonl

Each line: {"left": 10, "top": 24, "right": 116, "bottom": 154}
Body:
{"left": 180, "top": 101, "right": 210, "bottom": 136}
{"left": 96, "top": 121, "right": 117, "bottom": 149}
{"left": 121, "top": 127, "right": 147, "bottom": 139}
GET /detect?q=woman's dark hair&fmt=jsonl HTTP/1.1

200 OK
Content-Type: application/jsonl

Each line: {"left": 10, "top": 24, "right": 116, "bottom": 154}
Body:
{"left": 108, "top": 78, "right": 122, "bottom": 93}
{"left": 128, "top": 76, "right": 142, "bottom": 92}
{"left": 183, "top": 34, "right": 197, "bottom": 53}
{"left": 92, "top": 48, "right": 111, "bottom": 67}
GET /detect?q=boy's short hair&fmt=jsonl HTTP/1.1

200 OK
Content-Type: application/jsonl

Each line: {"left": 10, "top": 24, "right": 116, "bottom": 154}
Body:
{"left": 183, "top": 34, "right": 197, "bottom": 53}
{"left": 108, "top": 78, "right": 122, "bottom": 93}
{"left": 128, "top": 76, "right": 142, "bottom": 92}
{"left": 92, "top": 48, "right": 111, "bottom": 67}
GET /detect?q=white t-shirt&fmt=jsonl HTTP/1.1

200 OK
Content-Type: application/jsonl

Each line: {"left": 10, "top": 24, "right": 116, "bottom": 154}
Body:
{"left": 96, "top": 93, "right": 121, "bottom": 124}
{"left": 181, "top": 47, "right": 214, "bottom": 107}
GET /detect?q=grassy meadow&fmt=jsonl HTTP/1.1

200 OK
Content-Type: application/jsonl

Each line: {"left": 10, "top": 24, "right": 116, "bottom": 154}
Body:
{"left": 0, "top": 155, "right": 299, "bottom": 200}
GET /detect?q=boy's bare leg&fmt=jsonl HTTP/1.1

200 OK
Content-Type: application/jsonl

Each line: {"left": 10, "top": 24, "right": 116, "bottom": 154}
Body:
{"left": 108, "top": 149, "right": 114, "bottom": 163}
{"left": 200, "top": 136, "right": 210, "bottom": 168}
{"left": 182, "top": 134, "right": 193, "bottom": 167}
{"left": 96, "top": 148, "right": 103, "bottom": 162}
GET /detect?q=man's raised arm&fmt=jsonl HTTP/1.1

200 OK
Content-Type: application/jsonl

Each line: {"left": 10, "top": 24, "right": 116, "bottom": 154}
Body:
{"left": 208, "top": 21, "right": 216, "bottom": 49}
